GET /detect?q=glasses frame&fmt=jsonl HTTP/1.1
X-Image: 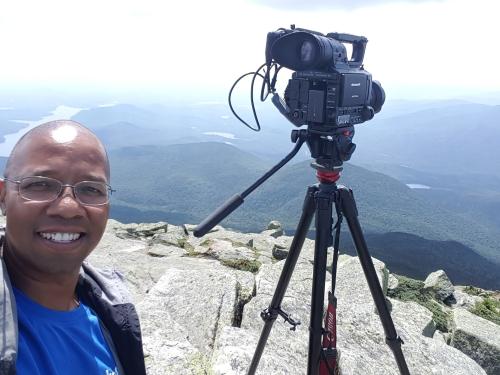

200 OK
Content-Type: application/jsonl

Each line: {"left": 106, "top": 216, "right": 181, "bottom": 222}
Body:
{"left": 2, "top": 176, "right": 115, "bottom": 206}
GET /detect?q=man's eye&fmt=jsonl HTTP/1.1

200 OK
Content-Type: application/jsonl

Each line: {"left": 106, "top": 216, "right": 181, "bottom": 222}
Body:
{"left": 79, "top": 184, "right": 106, "bottom": 196}
{"left": 23, "top": 181, "right": 51, "bottom": 190}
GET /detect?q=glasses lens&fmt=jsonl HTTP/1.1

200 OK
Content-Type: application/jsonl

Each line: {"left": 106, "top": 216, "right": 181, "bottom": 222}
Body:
{"left": 75, "top": 181, "right": 109, "bottom": 205}
{"left": 20, "top": 177, "right": 60, "bottom": 201}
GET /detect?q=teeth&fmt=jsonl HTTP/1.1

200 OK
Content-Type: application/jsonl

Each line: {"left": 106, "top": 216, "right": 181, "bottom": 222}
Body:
{"left": 40, "top": 232, "right": 81, "bottom": 242}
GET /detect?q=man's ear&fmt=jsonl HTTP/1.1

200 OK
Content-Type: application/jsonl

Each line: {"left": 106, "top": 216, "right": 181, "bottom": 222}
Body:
{"left": 0, "top": 179, "right": 6, "bottom": 215}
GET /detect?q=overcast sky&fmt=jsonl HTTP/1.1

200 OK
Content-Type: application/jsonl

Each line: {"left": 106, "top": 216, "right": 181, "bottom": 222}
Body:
{"left": 0, "top": 0, "right": 498, "bottom": 100}
{"left": 249, "top": 0, "right": 447, "bottom": 10}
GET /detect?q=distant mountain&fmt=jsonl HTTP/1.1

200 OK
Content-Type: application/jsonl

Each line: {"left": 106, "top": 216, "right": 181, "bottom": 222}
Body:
{"left": 339, "top": 232, "right": 500, "bottom": 289}
{"left": 72, "top": 104, "right": 161, "bottom": 130}
{"left": 107, "top": 142, "right": 500, "bottom": 271}
{"left": 108, "top": 142, "right": 270, "bottom": 222}
{"left": 0, "top": 107, "right": 53, "bottom": 123}
{"left": 0, "top": 157, "right": 6, "bottom": 173}
{"left": 246, "top": 159, "right": 500, "bottom": 267}
{"left": 70, "top": 102, "right": 303, "bottom": 161}
{"left": 351, "top": 102, "right": 500, "bottom": 177}
{"left": 355, "top": 162, "right": 500, "bottom": 230}
{"left": 71, "top": 100, "right": 500, "bottom": 178}
{"left": 375, "top": 99, "right": 476, "bottom": 120}
{"left": 92, "top": 121, "right": 172, "bottom": 150}
{"left": 0, "top": 121, "right": 24, "bottom": 142}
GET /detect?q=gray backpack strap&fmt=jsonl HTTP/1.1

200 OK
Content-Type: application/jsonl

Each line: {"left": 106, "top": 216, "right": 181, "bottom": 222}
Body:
{"left": 0, "top": 228, "right": 4, "bottom": 257}
{"left": 0, "top": 232, "right": 18, "bottom": 374}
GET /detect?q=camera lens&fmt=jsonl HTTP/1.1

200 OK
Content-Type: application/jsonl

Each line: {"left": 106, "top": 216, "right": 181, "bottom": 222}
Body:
{"left": 370, "top": 81, "right": 385, "bottom": 113}
{"left": 272, "top": 32, "right": 339, "bottom": 71}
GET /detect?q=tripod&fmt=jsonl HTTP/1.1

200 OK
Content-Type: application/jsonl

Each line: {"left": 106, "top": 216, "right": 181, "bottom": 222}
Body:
{"left": 194, "top": 130, "right": 410, "bottom": 375}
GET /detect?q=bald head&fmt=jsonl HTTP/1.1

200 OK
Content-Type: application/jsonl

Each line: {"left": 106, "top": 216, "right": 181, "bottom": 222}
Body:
{"left": 4, "top": 120, "right": 110, "bottom": 181}
{"left": 0, "top": 119, "right": 111, "bottom": 281}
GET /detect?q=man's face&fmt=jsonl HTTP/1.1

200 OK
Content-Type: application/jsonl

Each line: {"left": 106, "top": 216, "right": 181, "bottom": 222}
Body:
{"left": 0, "top": 128, "right": 109, "bottom": 276}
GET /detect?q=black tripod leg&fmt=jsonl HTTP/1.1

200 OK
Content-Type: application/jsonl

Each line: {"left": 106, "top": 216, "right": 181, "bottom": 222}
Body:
{"left": 247, "top": 186, "right": 317, "bottom": 375}
{"left": 338, "top": 187, "right": 410, "bottom": 375}
{"left": 307, "top": 184, "right": 336, "bottom": 375}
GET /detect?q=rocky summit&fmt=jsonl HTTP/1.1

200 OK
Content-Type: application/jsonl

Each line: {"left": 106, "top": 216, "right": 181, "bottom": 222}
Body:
{"left": 1, "top": 216, "right": 498, "bottom": 374}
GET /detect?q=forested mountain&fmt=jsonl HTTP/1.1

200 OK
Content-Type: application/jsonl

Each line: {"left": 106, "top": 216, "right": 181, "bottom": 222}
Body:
{"left": 105, "top": 142, "right": 500, "bottom": 288}
{"left": 351, "top": 102, "right": 500, "bottom": 176}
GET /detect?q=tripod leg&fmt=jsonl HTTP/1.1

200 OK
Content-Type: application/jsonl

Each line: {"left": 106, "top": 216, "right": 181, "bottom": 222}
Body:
{"left": 308, "top": 184, "right": 337, "bottom": 375}
{"left": 247, "top": 186, "right": 317, "bottom": 375}
{"left": 338, "top": 187, "right": 411, "bottom": 375}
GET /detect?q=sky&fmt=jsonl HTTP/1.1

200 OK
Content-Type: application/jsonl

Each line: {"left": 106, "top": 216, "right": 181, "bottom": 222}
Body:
{"left": 0, "top": 0, "right": 499, "bottom": 101}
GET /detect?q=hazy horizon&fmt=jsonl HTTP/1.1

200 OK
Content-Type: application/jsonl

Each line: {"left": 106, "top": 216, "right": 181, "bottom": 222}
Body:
{"left": 1, "top": 0, "right": 498, "bottom": 103}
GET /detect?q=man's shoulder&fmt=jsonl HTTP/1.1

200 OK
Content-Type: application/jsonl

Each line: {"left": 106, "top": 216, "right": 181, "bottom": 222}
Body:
{"left": 79, "top": 262, "right": 133, "bottom": 306}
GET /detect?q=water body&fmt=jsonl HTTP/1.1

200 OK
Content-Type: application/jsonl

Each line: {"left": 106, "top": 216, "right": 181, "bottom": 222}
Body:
{"left": 406, "top": 183, "right": 431, "bottom": 189}
{"left": 203, "top": 131, "right": 237, "bottom": 139}
{"left": 0, "top": 105, "right": 83, "bottom": 157}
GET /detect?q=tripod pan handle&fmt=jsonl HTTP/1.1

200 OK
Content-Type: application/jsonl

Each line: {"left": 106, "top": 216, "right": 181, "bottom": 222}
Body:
{"left": 193, "top": 194, "right": 244, "bottom": 237}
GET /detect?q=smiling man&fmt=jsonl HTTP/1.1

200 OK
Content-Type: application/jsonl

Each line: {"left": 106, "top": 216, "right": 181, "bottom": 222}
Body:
{"left": 0, "top": 120, "right": 146, "bottom": 375}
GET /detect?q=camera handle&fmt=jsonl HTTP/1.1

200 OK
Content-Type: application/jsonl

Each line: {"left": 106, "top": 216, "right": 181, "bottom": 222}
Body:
{"left": 326, "top": 32, "right": 367, "bottom": 68}
{"left": 194, "top": 130, "right": 307, "bottom": 238}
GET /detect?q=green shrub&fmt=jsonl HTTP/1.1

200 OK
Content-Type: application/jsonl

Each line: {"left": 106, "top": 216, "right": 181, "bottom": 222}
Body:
{"left": 220, "top": 258, "right": 261, "bottom": 273}
{"left": 420, "top": 299, "right": 452, "bottom": 332}
{"left": 463, "top": 285, "right": 484, "bottom": 296}
{"left": 470, "top": 297, "right": 500, "bottom": 325}
{"left": 387, "top": 275, "right": 425, "bottom": 302}
{"left": 387, "top": 275, "right": 452, "bottom": 332}
{"left": 199, "top": 239, "right": 214, "bottom": 247}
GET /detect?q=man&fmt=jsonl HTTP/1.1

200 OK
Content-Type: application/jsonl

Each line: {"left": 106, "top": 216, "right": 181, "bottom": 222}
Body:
{"left": 0, "top": 120, "right": 146, "bottom": 375}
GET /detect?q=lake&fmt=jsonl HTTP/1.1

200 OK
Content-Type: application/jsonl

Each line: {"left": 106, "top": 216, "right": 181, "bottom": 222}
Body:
{"left": 0, "top": 106, "right": 82, "bottom": 157}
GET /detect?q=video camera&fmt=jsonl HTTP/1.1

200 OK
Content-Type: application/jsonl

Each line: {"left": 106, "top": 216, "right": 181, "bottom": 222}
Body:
{"left": 229, "top": 25, "right": 385, "bottom": 169}
{"left": 266, "top": 26, "right": 385, "bottom": 129}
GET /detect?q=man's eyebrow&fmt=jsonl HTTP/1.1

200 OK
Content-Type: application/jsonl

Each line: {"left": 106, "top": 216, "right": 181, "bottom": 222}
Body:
{"left": 80, "top": 175, "right": 108, "bottom": 183}
{"left": 13, "top": 169, "right": 53, "bottom": 179}
{"left": 25, "top": 169, "right": 53, "bottom": 177}
{"left": 22, "top": 169, "right": 108, "bottom": 183}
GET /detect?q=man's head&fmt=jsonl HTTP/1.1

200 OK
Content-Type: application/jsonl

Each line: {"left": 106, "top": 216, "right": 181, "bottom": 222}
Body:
{"left": 0, "top": 120, "right": 110, "bottom": 276}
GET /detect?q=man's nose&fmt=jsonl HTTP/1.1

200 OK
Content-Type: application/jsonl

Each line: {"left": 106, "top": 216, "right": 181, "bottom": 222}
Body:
{"left": 59, "top": 185, "right": 77, "bottom": 199}
{"left": 46, "top": 186, "right": 85, "bottom": 218}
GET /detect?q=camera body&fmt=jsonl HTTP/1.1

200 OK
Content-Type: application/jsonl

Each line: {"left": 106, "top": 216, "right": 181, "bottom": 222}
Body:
{"left": 284, "top": 70, "right": 375, "bottom": 127}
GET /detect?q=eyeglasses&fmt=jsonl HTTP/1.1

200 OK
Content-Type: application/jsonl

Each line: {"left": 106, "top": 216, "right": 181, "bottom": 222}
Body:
{"left": 3, "top": 176, "right": 115, "bottom": 206}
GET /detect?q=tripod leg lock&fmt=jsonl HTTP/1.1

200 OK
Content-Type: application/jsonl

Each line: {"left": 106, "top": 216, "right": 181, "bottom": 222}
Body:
{"left": 261, "top": 308, "right": 301, "bottom": 331}
{"left": 385, "top": 335, "right": 405, "bottom": 349}
{"left": 260, "top": 307, "right": 278, "bottom": 322}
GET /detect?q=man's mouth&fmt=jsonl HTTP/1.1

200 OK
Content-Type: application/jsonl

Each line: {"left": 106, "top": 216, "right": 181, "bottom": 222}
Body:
{"left": 39, "top": 232, "right": 83, "bottom": 243}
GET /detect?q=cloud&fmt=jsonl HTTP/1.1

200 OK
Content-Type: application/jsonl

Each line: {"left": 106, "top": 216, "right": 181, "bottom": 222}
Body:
{"left": 248, "top": 0, "right": 445, "bottom": 10}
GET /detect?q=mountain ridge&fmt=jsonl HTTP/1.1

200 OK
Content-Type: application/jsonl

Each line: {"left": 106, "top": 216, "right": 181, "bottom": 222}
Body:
{"left": 99, "top": 141, "right": 500, "bottom": 289}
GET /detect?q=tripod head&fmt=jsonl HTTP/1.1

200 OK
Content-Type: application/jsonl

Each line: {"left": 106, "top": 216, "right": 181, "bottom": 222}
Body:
{"left": 292, "top": 125, "right": 355, "bottom": 174}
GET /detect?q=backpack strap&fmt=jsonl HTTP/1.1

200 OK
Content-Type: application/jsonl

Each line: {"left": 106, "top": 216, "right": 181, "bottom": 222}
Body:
{"left": 0, "top": 227, "right": 4, "bottom": 258}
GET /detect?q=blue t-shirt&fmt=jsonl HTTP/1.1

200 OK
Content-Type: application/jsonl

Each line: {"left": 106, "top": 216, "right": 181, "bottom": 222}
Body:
{"left": 13, "top": 287, "right": 119, "bottom": 375}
